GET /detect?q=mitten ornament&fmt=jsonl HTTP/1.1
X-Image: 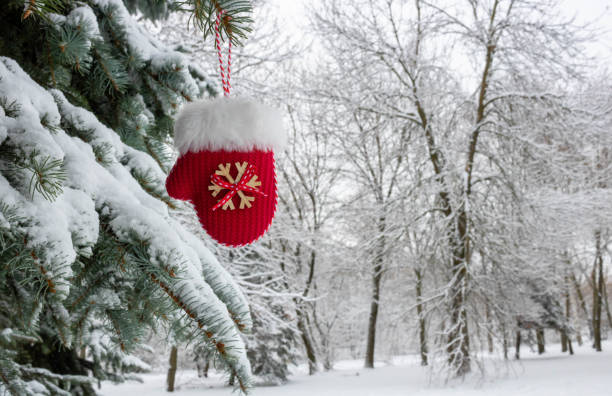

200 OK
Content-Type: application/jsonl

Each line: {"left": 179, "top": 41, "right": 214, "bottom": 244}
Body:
{"left": 166, "top": 97, "right": 286, "bottom": 247}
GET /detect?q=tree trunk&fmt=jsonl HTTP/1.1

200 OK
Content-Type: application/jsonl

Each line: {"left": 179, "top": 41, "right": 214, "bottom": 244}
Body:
{"left": 601, "top": 273, "right": 612, "bottom": 329}
{"left": 561, "top": 331, "right": 568, "bottom": 353}
{"left": 364, "top": 265, "right": 383, "bottom": 368}
{"left": 561, "top": 274, "right": 572, "bottom": 353}
{"left": 485, "top": 304, "right": 494, "bottom": 354}
{"left": 446, "top": 209, "right": 471, "bottom": 376}
{"left": 312, "top": 307, "right": 334, "bottom": 371}
{"left": 279, "top": 240, "right": 320, "bottom": 375}
{"left": 570, "top": 272, "right": 591, "bottom": 340}
{"left": 593, "top": 231, "right": 604, "bottom": 352}
{"left": 196, "top": 360, "right": 209, "bottom": 378}
{"left": 365, "top": 216, "right": 385, "bottom": 369}
{"left": 591, "top": 261, "right": 599, "bottom": 349}
{"left": 561, "top": 277, "right": 569, "bottom": 352}
{"left": 364, "top": 287, "right": 381, "bottom": 368}
{"left": 415, "top": 268, "right": 428, "bottom": 366}
{"left": 166, "top": 345, "right": 178, "bottom": 392}
{"left": 515, "top": 331, "right": 521, "bottom": 360}
{"left": 297, "top": 310, "right": 318, "bottom": 374}
{"left": 502, "top": 329, "right": 508, "bottom": 360}
{"left": 536, "top": 329, "right": 545, "bottom": 354}
{"left": 481, "top": 256, "right": 494, "bottom": 354}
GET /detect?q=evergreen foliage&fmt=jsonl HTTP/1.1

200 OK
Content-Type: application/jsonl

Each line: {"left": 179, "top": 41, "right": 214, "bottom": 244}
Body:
{"left": 0, "top": 0, "right": 255, "bottom": 394}
{"left": 228, "top": 245, "right": 301, "bottom": 384}
{"left": 183, "top": 218, "right": 301, "bottom": 386}
{"left": 246, "top": 301, "right": 299, "bottom": 385}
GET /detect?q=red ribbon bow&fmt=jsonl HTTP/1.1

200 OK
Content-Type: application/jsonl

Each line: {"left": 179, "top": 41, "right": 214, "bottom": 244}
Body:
{"left": 211, "top": 164, "right": 267, "bottom": 211}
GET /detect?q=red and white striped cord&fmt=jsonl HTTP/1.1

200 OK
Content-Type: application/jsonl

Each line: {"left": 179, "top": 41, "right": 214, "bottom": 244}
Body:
{"left": 214, "top": 10, "right": 232, "bottom": 97}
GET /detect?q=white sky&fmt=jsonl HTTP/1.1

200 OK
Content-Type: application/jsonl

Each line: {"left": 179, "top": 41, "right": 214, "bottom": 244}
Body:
{"left": 269, "top": 0, "right": 612, "bottom": 61}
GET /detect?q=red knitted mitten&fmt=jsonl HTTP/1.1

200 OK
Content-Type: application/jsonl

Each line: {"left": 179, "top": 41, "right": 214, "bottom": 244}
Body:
{"left": 166, "top": 98, "right": 285, "bottom": 247}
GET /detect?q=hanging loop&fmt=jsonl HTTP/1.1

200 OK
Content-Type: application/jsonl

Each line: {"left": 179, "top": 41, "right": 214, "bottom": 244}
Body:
{"left": 215, "top": 10, "right": 232, "bottom": 97}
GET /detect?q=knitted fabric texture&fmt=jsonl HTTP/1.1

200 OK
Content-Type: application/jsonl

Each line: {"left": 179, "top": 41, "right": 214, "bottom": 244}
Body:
{"left": 166, "top": 98, "right": 283, "bottom": 246}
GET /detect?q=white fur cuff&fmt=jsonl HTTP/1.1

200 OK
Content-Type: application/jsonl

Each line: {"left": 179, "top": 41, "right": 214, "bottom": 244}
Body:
{"left": 173, "top": 97, "right": 286, "bottom": 154}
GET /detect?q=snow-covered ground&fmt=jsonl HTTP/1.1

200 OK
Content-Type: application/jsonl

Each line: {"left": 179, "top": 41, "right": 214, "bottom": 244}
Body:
{"left": 102, "top": 341, "right": 612, "bottom": 396}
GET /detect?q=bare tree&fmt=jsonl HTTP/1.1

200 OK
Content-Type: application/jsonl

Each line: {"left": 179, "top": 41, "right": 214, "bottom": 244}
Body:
{"left": 272, "top": 99, "right": 344, "bottom": 373}
{"left": 311, "top": 0, "right": 593, "bottom": 376}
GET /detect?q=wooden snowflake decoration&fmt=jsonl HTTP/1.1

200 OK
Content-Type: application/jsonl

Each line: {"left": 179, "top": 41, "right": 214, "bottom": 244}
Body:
{"left": 209, "top": 162, "right": 266, "bottom": 211}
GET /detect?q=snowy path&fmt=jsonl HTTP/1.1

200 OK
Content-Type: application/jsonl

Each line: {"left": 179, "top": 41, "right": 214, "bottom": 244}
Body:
{"left": 102, "top": 341, "right": 612, "bottom": 396}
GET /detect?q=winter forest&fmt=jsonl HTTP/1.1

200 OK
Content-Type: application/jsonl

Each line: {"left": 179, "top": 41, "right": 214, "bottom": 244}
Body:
{"left": 1, "top": 0, "right": 611, "bottom": 395}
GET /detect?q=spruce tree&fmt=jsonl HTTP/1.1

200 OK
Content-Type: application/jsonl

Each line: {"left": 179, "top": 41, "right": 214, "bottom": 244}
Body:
{"left": 0, "top": 0, "right": 255, "bottom": 394}
{"left": 221, "top": 245, "right": 301, "bottom": 385}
